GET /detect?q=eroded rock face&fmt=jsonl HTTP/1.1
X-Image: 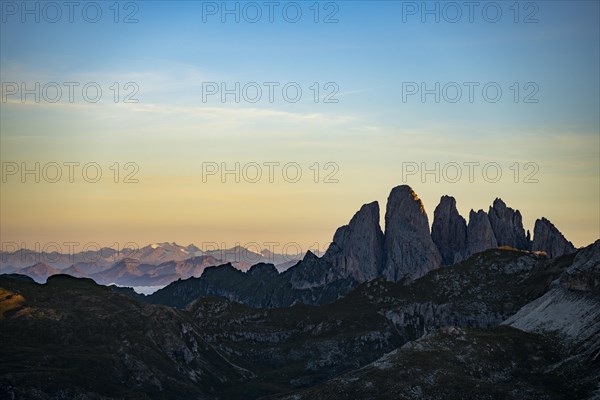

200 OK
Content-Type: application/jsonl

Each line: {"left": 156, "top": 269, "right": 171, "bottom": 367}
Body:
{"left": 276, "top": 325, "right": 566, "bottom": 400}
{"left": 466, "top": 210, "right": 498, "bottom": 256}
{"left": 504, "top": 240, "right": 599, "bottom": 384}
{"left": 488, "top": 198, "right": 530, "bottom": 250}
{"left": 560, "top": 239, "right": 599, "bottom": 292}
{"left": 290, "top": 251, "right": 344, "bottom": 290}
{"left": 531, "top": 218, "right": 576, "bottom": 258}
{"left": 323, "top": 202, "right": 385, "bottom": 282}
{"left": 247, "top": 262, "right": 279, "bottom": 278}
{"left": 431, "top": 196, "right": 468, "bottom": 265}
{"left": 382, "top": 185, "right": 441, "bottom": 282}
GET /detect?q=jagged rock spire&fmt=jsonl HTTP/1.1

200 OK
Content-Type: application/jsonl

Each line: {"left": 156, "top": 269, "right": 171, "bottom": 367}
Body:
{"left": 323, "top": 201, "right": 385, "bottom": 282}
{"left": 382, "top": 185, "right": 441, "bottom": 281}
{"left": 531, "top": 217, "right": 576, "bottom": 258}
{"left": 488, "top": 198, "right": 529, "bottom": 250}
{"left": 432, "top": 195, "right": 468, "bottom": 265}
{"left": 466, "top": 209, "right": 498, "bottom": 256}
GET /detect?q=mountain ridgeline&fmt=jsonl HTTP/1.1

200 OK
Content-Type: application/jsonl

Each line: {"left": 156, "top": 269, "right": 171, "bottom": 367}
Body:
{"left": 2, "top": 240, "right": 598, "bottom": 399}
{"left": 0, "top": 183, "right": 597, "bottom": 400}
{"left": 0, "top": 243, "right": 307, "bottom": 286}
{"left": 147, "top": 185, "right": 577, "bottom": 309}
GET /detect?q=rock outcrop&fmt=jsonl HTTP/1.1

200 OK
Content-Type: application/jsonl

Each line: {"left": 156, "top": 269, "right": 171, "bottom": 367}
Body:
{"left": 383, "top": 185, "right": 441, "bottom": 281}
{"left": 323, "top": 202, "right": 385, "bottom": 282}
{"left": 505, "top": 241, "right": 599, "bottom": 338}
{"left": 431, "top": 196, "right": 468, "bottom": 265}
{"left": 147, "top": 254, "right": 358, "bottom": 309}
{"left": 531, "top": 217, "right": 576, "bottom": 258}
{"left": 246, "top": 262, "right": 279, "bottom": 278}
{"left": 466, "top": 210, "right": 497, "bottom": 256}
{"left": 289, "top": 251, "right": 343, "bottom": 290}
{"left": 488, "top": 198, "right": 529, "bottom": 250}
{"left": 559, "top": 239, "right": 599, "bottom": 292}
{"left": 504, "top": 241, "right": 600, "bottom": 394}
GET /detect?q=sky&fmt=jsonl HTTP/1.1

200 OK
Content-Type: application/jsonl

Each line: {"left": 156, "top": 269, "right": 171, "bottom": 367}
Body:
{"left": 1, "top": 0, "right": 599, "bottom": 254}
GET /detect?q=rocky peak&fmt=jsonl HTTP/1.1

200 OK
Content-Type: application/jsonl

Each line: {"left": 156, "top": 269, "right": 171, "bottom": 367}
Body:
{"left": 116, "top": 257, "right": 141, "bottom": 266}
{"left": 323, "top": 201, "right": 385, "bottom": 282}
{"left": 382, "top": 185, "right": 441, "bottom": 282}
{"left": 18, "top": 262, "right": 61, "bottom": 283}
{"left": 288, "top": 253, "right": 339, "bottom": 290}
{"left": 247, "top": 263, "right": 279, "bottom": 277}
{"left": 202, "top": 263, "right": 240, "bottom": 278}
{"left": 531, "top": 217, "right": 576, "bottom": 258}
{"left": 431, "top": 195, "right": 468, "bottom": 265}
{"left": 46, "top": 274, "right": 99, "bottom": 288}
{"left": 302, "top": 250, "right": 319, "bottom": 262}
{"left": 466, "top": 209, "right": 498, "bottom": 256}
{"left": 25, "top": 262, "right": 53, "bottom": 271}
{"left": 111, "top": 258, "right": 142, "bottom": 273}
{"left": 185, "top": 244, "right": 202, "bottom": 253}
{"left": 488, "top": 198, "right": 529, "bottom": 250}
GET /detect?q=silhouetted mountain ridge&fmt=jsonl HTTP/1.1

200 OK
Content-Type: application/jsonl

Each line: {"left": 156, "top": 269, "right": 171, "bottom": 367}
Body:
{"left": 148, "top": 185, "right": 579, "bottom": 309}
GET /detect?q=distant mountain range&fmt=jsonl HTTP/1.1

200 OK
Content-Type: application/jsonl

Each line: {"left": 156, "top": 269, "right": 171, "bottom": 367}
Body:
{"left": 0, "top": 242, "right": 310, "bottom": 287}
{"left": 2, "top": 185, "right": 578, "bottom": 294}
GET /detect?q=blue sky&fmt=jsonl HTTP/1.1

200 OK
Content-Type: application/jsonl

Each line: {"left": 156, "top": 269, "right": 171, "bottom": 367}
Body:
{"left": 3, "top": 1, "right": 598, "bottom": 138}
{"left": 1, "top": 1, "right": 599, "bottom": 248}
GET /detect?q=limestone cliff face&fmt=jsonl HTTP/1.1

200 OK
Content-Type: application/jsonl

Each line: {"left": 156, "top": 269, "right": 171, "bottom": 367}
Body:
{"left": 466, "top": 210, "right": 498, "bottom": 256}
{"left": 323, "top": 202, "right": 385, "bottom": 282}
{"left": 382, "top": 185, "right": 441, "bottom": 282}
{"left": 488, "top": 198, "right": 530, "bottom": 250}
{"left": 505, "top": 240, "right": 599, "bottom": 378}
{"left": 531, "top": 217, "right": 576, "bottom": 258}
{"left": 559, "top": 239, "right": 598, "bottom": 292}
{"left": 431, "top": 196, "right": 468, "bottom": 265}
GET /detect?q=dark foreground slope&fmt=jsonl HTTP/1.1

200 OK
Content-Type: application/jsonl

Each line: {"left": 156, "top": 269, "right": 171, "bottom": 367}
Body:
{"left": 181, "top": 247, "right": 594, "bottom": 399}
{"left": 270, "top": 241, "right": 600, "bottom": 400}
{"left": 0, "top": 274, "right": 248, "bottom": 400}
{"left": 146, "top": 254, "right": 357, "bottom": 309}
{"left": 0, "top": 242, "right": 598, "bottom": 400}
{"left": 275, "top": 326, "right": 568, "bottom": 400}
